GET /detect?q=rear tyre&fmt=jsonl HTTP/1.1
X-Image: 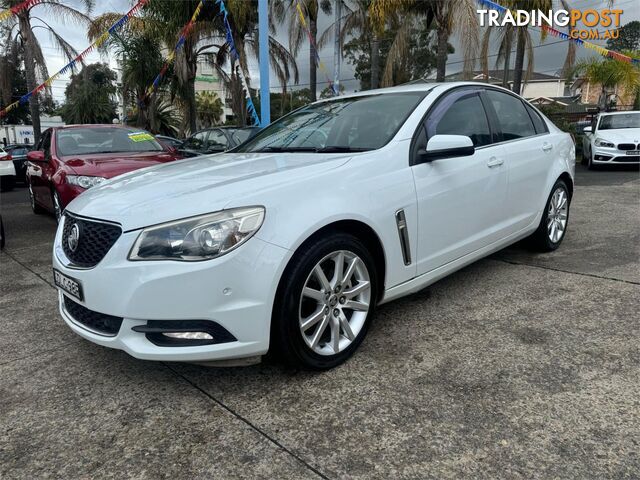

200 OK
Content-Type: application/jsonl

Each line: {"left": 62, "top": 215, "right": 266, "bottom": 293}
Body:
{"left": 271, "top": 233, "right": 377, "bottom": 370}
{"left": 587, "top": 150, "right": 598, "bottom": 170}
{"left": 527, "top": 180, "right": 570, "bottom": 252}
{"left": 28, "top": 182, "right": 46, "bottom": 214}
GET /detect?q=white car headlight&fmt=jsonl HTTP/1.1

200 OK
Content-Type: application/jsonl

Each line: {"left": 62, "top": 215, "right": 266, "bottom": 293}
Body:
{"left": 594, "top": 138, "right": 615, "bottom": 148}
{"left": 128, "top": 206, "right": 265, "bottom": 261}
{"left": 66, "top": 175, "right": 107, "bottom": 189}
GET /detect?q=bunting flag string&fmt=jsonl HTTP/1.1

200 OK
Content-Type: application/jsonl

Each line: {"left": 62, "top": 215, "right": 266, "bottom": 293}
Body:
{"left": 0, "top": 0, "right": 44, "bottom": 23}
{"left": 477, "top": 0, "right": 639, "bottom": 66}
{"left": 0, "top": 0, "right": 149, "bottom": 118}
{"left": 295, "top": 1, "right": 337, "bottom": 95}
{"left": 141, "top": 0, "right": 205, "bottom": 103}
{"left": 214, "top": 0, "right": 260, "bottom": 126}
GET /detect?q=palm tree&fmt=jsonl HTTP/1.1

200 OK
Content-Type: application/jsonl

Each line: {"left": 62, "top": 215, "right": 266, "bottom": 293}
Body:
{"left": 573, "top": 56, "right": 640, "bottom": 111}
{"left": 1, "top": 0, "right": 94, "bottom": 142}
{"left": 271, "top": 0, "right": 332, "bottom": 101}
{"left": 369, "top": 0, "right": 478, "bottom": 82}
{"left": 196, "top": 91, "right": 224, "bottom": 127}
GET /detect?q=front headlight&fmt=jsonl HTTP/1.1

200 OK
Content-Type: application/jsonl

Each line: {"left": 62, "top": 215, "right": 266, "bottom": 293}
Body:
{"left": 595, "top": 138, "right": 615, "bottom": 148}
{"left": 66, "top": 175, "right": 107, "bottom": 189}
{"left": 128, "top": 206, "right": 265, "bottom": 261}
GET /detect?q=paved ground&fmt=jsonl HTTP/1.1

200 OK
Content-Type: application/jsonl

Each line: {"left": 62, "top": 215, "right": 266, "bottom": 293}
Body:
{"left": 1, "top": 164, "right": 639, "bottom": 479}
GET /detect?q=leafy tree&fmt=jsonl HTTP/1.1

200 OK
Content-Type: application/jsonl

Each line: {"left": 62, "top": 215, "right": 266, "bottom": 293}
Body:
{"left": 344, "top": 22, "right": 445, "bottom": 90}
{"left": 1, "top": 0, "right": 93, "bottom": 142}
{"left": 60, "top": 63, "right": 118, "bottom": 124}
{"left": 607, "top": 21, "right": 640, "bottom": 52}
{"left": 0, "top": 46, "right": 30, "bottom": 125}
{"left": 196, "top": 91, "right": 224, "bottom": 128}
{"left": 573, "top": 55, "right": 640, "bottom": 111}
{"left": 271, "top": 0, "right": 332, "bottom": 101}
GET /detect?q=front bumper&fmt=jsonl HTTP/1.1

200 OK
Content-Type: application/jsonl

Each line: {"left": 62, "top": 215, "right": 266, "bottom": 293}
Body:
{"left": 592, "top": 145, "right": 640, "bottom": 164}
{"left": 53, "top": 215, "right": 289, "bottom": 362}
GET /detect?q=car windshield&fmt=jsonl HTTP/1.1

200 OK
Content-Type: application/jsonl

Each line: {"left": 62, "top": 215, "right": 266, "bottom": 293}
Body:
{"left": 231, "top": 129, "right": 255, "bottom": 145}
{"left": 599, "top": 113, "right": 640, "bottom": 130}
{"left": 56, "top": 127, "right": 164, "bottom": 156}
{"left": 236, "top": 92, "right": 428, "bottom": 153}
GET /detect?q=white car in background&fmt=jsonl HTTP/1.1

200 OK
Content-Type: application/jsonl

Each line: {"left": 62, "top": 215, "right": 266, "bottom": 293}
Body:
{"left": 52, "top": 83, "right": 575, "bottom": 369}
{"left": 0, "top": 146, "right": 17, "bottom": 192}
{"left": 582, "top": 111, "right": 640, "bottom": 169}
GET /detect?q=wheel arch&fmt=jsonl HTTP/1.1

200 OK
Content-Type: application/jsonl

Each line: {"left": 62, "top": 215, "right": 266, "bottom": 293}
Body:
{"left": 558, "top": 171, "right": 574, "bottom": 200}
{"left": 275, "top": 219, "right": 387, "bottom": 304}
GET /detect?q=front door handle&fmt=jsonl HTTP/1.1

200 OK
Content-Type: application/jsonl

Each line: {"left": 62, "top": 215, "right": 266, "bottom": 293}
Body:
{"left": 542, "top": 142, "right": 553, "bottom": 152}
{"left": 487, "top": 157, "right": 503, "bottom": 168}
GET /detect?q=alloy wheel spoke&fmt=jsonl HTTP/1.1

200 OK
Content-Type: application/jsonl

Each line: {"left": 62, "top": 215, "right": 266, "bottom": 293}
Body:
{"left": 344, "top": 299, "right": 368, "bottom": 311}
{"left": 303, "top": 287, "right": 324, "bottom": 302}
{"left": 338, "top": 312, "right": 355, "bottom": 341}
{"left": 342, "top": 257, "right": 359, "bottom": 285}
{"left": 333, "top": 251, "right": 344, "bottom": 286}
{"left": 313, "top": 265, "right": 331, "bottom": 291}
{"left": 310, "top": 315, "right": 330, "bottom": 349}
{"left": 344, "top": 281, "right": 370, "bottom": 299}
{"left": 330, "top": 317, "right": 341, "bottom": 353}
{"left": 301, "top": 308, "right": 325, "bottom": 332}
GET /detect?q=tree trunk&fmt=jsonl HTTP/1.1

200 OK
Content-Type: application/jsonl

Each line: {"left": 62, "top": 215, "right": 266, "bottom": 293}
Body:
{"left": 370, "top": 35, "right": 380, "bottom": 89}
{"left": 435, "top": 23, "right": 449, "bottom": 82}
{"left": 309, "top": 19, "right": 317, "bottom": 102}
{"left": 502, "top": 32, "right": 512, "bottom": 88}
{"left": 512, "top": 27, "right": 526, "bottom": 94}
{"left": 18, "top": 12, "right": 41, "bottom": 143}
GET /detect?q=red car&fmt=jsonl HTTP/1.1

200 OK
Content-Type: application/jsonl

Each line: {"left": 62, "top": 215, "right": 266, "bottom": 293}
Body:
{"left": 26, "top": 125, "right": 182, "bottom": 222}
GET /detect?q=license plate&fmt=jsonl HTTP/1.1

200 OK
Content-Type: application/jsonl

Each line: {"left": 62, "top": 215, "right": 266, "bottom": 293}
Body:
{"left": 53, "top": 269, "right": 84, "bottom": 302}
{"left": 626, "top": 150, "right": 640, "bottom": 155}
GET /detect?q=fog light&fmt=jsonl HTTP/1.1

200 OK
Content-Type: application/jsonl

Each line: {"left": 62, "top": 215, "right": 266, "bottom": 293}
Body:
{"left": 163, "top": 332, "right": 214, "bottom": 340}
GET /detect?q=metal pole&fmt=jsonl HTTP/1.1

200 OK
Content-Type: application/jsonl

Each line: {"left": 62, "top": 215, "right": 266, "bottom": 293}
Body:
{"left": 333, "top": 0, "right": 341, "bottom": 96}
{"left": 258, "top": 0, "right": 270, "bottom": 127}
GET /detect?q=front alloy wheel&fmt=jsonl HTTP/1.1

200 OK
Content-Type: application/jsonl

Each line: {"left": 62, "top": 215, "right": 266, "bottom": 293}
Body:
{"left": 272, "top": 233, "right": 377, "bottom": 369}
{"left": 528, "top": 179, "right": 570, "bottom": 252}
{"left": 52, "top": 190, "right": 63, "bottom": 223}
{"left": 299, "top": 250, "right": 371, "bottom": 356}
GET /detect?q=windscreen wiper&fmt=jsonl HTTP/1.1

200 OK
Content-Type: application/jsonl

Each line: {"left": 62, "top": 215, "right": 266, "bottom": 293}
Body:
{"left": 255, "top": 146, "right": 318, "bottom": 153}
{"left": 314, "top": 146, "right": 371, "bottom": 153}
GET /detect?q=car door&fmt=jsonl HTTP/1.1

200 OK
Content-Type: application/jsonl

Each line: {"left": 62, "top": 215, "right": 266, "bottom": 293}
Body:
{"left": 483, "top": 89, "right": 554, "bottom": 232}
{"left": 411, "top": 87, "right": 509, "bottom": 275}
{"left": 29, "top": 129, "right": 53, "bottom": 207}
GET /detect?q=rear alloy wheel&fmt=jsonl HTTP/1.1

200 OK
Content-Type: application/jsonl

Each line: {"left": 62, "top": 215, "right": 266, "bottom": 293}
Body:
{"left": 272, "top": 233, "right": 377, "bottom": 369}
{"left": 29, "top": 182, "right": 45, "bottom": 214}
{"left": 528, "top": 180, "right": 570, "bottom": 252}
{"left": 52, "top": 190, "right": 63, "bottom": 223}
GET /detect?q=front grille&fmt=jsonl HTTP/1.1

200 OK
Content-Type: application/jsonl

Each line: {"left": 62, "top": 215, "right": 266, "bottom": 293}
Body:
{"left": 617, "top": 143, "right": 637, "bottom": 151}
{"left": 62, "top": 214, "right": 122, "bottom": 268}
{"left": 63, "top": 295, "right": 123, "bottom": 336}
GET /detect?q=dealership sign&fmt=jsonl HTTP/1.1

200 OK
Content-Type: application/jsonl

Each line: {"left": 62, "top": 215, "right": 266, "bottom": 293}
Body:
{"left": 477, "top": 4, "right": 623, "bottom": 41}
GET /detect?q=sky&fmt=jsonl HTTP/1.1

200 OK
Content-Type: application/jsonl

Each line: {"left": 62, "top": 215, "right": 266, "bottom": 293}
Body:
{"left": 22, "top": 0, "right": 640, "bottom": 102}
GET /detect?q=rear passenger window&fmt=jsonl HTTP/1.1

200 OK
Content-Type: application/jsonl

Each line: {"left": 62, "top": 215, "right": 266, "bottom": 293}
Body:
{"left": 486, "top": 90, "right": 536, "bottom": 141}
{"left": 427, "top": 93, "right": 492, "bottom": 147}
{"left": 525, "top": 104, "right": 548, "bottom": 134}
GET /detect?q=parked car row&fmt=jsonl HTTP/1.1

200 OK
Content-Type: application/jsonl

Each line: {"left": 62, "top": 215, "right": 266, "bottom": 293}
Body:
{"left": 0, "top": 144, "right": 33, "bottom": 191}
{"left": 581, "top": 111, "right": 640, "bottom": 169}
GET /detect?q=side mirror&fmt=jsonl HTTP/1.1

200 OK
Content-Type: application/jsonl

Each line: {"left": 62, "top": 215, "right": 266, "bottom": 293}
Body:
{"left": 417, "top": 135, "right": 475, "bottom": 163}
{"left": 27, "top": 150, "right": 45, "bottom": 162}
{"left": 583, "top": 126, "right": 593, "bottom": 133}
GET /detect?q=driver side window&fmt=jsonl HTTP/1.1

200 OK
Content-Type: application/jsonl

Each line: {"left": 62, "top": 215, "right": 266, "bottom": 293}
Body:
{"left": 185, "top": 131, "right": 209, "bottom": 150}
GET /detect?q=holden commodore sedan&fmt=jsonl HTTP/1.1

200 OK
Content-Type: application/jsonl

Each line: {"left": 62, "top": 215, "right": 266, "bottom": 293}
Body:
{"left": 27, "top": 125, "right": 182, "bottom": 222}
{"left": 582, "top": 111, "right": 640, "bottom": 169}
{"left": 52, "top": 83, "right": 575, "bottom": 369}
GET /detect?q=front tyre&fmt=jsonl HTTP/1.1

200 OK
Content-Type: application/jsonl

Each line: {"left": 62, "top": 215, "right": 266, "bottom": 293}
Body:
{"left": 528, "top": 180, "right": 570, "bottom": 252}
{"left": 272, "top": 233, "right": 377, "bottom": 370}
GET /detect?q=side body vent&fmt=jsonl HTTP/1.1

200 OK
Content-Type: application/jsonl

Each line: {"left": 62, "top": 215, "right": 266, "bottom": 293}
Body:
{"left": 395, "top": 209, "right": 412, "bottom": 266}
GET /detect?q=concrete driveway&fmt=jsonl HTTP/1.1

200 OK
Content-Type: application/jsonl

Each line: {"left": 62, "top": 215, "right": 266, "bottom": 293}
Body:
{"left": 1, "top": 165, "right": 638, "bottom": 479}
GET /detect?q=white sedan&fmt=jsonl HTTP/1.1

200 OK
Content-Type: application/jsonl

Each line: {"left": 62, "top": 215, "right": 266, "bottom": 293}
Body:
{"left": 582, "top": 111, "right": 640, "bottom": 169}
{"left": 52, "top": 83, "right": 575, "bottom": 369}
{"left": 0, "top": 146, "right": 17, "bottom": 192}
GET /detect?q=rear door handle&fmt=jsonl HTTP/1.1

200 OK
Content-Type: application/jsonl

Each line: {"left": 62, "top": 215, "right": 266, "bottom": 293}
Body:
{"left": 542, "top": 143, "right": 553, "bottom": 152}
{"left": 487, "top": 157, "right": 503, "bottom": 168}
